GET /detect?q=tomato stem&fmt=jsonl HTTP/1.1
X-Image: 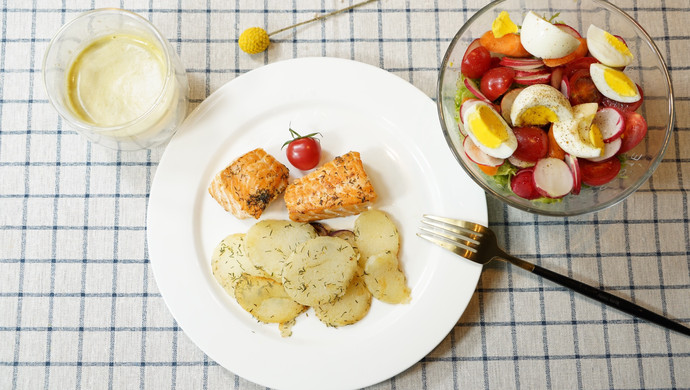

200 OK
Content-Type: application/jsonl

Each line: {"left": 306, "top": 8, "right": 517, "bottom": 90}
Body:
{"left": 282, "top": 128, "right": 322, "bottom": 149}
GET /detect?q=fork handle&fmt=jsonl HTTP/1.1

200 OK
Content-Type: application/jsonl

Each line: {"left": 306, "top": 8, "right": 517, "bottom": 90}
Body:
{"left": 529, "top": 263, "right": 690, "bottom": 336}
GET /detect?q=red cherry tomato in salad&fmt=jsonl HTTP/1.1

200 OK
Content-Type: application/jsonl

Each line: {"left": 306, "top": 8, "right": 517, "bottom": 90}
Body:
{"left": 579, "top": 157, "right": 621, "bottom": 186}
{"left": 512, "top": 126, "right": 549, "bottom": 162}
{"left": 568, "top": 69, "right": 602, "bottom": 106}
{"left": 480, "top": 67, "right": 515, "bottom": 102}
{"left": 602, "top": 84, "right": 644, "bottom": 112}
{"left": 563, "top": 56, "right": 599, "bottom": 79}
{"left": 282, "top": 129, "right": 322, "bottom": 170}
{"left": 461, "top": 46, "right": 492, "bottom": 79}
{"left": 617, "top": 111, "right": 648, "bottom": 154}
{"left": 510, "top": 168, "right": 540, "bottom": 199}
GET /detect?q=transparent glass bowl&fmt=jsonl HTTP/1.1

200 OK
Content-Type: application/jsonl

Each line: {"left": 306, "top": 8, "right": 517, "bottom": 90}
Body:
{"left": 437, "top": 0, "right": 674, "bottom": 216}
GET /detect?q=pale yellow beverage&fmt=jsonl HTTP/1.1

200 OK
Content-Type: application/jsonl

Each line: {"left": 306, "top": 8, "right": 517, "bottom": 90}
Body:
{"left": 43, "top": 9, "right": 188, "bottom": 150}
{"left": 67, "top": 34, "right": 167, "bottom": 127}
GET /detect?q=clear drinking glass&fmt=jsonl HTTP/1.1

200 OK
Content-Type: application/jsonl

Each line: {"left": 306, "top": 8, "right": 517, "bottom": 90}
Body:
{"left": 43, "top": 8, "right": 189, "bottom": 151}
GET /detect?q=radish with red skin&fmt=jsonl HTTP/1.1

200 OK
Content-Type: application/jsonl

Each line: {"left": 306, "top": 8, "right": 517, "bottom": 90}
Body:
{"left": 560, "top": 76, "right": 570, "bottom": 98}
{"left": 532, "top": 157, "right": 574, "bottom": 198}
{"left": 579, "top": 157, "right": 621, "bottom": 186}
{"left": 464, "top": 77, "right": 494, "bottom": 105}
{"left": 587, "top": 137, "right": 622, "bottom": 162}
{"left": 511, "top": 168, "right": 541, "bottom": 200}
{"left": 508, "top": 155, "right": 536, "bottom": 168}
{"left": 555, "top": 23, "right": 582, "bottom": 38}
{"left": 463, "top": 136, "right": 504, "bottom": 167}
{"left": 500, "top": 87, "right": 523, "bottom": 125}
{"left": 514, "top": 67, "right": 549, "bottom": 77}
{"left": 515, "top": 72, "right": 551, "bottom": 85}
{"left": 593, "top": 107, "right": 625, "bottom": 142}
{"left": 499, "top": 57, "right": 544, "bottom": 70}
{"left": 617, "top": 111, "right": 648, "bottom": 154}
{"left": 564, "top": 154, "right": 582, "bottom": 195}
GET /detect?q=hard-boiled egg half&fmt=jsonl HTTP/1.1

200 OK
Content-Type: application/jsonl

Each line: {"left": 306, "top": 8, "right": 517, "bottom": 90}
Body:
{"left": 552, "top": 103, "right": 605, "bottom": 159}
{"left": 510, "top": 84, "right": 574, "bottom": 127}
{"left": 461, "top": 100, "right": 517, "bottom": 159}
{"left": 586, "top": 24, "right": 633, "bottom": 67}
{"left": 520, "top": 11, "right": 581, "bottom": 59}
{"left": 590, "top": 63, "right": 641, "bottom": 103}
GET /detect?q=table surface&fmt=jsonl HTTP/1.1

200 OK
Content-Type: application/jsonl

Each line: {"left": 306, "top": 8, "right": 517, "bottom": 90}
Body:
{"left": 2, "top": 1, "right": 689, "bottom": 389}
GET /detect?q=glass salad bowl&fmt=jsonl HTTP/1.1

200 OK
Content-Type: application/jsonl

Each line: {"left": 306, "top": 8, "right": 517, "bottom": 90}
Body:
{"left": 437, "top": 0, "right": 674, "bottom": 216}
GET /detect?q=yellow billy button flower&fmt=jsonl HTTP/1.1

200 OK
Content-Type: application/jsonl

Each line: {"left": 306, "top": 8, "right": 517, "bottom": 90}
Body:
{"left": 238, "top": 0, "right": 378, "bottom": 54}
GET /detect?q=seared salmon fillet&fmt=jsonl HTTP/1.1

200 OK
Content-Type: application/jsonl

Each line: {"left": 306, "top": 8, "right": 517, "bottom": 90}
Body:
{"left": 208, "top": 148, "right": 289, "bottom": 219}
{"left": 284, "top": 151, "right": 377, "bottom": 222}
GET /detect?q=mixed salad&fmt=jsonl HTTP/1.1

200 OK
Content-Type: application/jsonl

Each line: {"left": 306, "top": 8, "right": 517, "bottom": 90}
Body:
{"left": 456, "top": 10, "right": 647, "bottom": 201}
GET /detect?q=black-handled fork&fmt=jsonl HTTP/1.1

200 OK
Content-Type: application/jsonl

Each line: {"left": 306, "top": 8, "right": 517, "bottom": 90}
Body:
{"left": 418, "top": 214, "right": 690, "bottom": 337}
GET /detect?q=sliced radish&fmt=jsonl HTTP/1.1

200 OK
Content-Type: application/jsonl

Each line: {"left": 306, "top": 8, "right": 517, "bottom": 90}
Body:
{"left": 464, "top": 77, "right": 493, "bottom": 105}
{"left": 593, "top": 107, "right": 625, "bottom": 142}
{"left": 586, "top": 137, "right": 622, "bottom": 162}
{"left": 551, "top": 67, "right": 564, "bottom": 90}
{"left": 508, "top": 155, "right": 536, "bottom": 168}
{"left": 532, "top": 157, "right": 574, "bottom": 198}
{"left": 500, "top": 57, "right": 545, "bottom": 70}
{"left": 515, "top": 67, "right": 549, "bottom": 77}
{"left": 458, "top": 121, "right": 467, "bottom": 136}
{"left": 564, "top": 154, "right": 582, "bottom": 195}
{"left": 515, "top": 72, "right": 551, "bottom": 85}
{"left": 555, "top": 23, "right": 582, "bottom": 38}
{"left": 511, "top": 168, "right": 540, "bottom": 200}
{"left": 500, "top": 87, "right": 524, "bottom": 125}
{"left": 463, "top": 136, "right": 504, "bottom": 167}
{"left": 560, "top": 76, "right": 570, "bottom": 98}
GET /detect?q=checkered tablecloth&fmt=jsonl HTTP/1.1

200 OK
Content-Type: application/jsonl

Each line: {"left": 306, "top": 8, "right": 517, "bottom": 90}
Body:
{"left": 2, "top": 0, "right": 689, "bottom": 389}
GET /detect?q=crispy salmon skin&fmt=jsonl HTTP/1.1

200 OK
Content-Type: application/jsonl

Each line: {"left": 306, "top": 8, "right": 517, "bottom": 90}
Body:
{"left": 208, "top": 148, "right": 289, "bottom": 219}
{"left": 284, "top": 151, "right": 377, "bottom": 222}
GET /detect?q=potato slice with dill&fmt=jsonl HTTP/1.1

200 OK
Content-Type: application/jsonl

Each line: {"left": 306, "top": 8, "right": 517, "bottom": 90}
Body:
{"left": 234, "top": 274, "right": 306, "bottom": 324}
{"left": 314, "top": 273, "right": 372, "bottom": 327}
{"left": 282, "top": 236, "right": 359, "bottom": 306}
{"left": 211, "top": 233, "right": 263, "bottom": 295}
{"left": 354, "top": 210, "right": 400, "bottom": 268}
{"left": 363, "top": 252, "right": 411, "bottom": 304}
{"left": 245, "top": 220, "right": 317, "bottom": 279}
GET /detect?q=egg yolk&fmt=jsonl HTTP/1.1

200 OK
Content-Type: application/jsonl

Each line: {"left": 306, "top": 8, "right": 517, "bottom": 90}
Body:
{"left": 604, "top": 31, "right": 633, "bottom": 58}
{"left": 492, "top": 11, "right": 518, "bottom": 38}
{"left": 603, "top": 68, "right": 637, "bottom": 97}
{"left": 469, "top": 105, "right": 508, "bottom": 148}
{"left": 518, "top": 106, "right": 559, "bottom": 126}
{"left": 588, "top": 123, "right": 605, "bottom": 153}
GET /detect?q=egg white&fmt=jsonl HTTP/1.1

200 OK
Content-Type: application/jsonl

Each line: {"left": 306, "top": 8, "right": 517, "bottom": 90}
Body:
{"left": 551, "top": 103, "right": 603, "bottom": 159}
{"left": 510, "top": 84, "right": 574, "bottom": 127}
{"left": 520, "top": 11, "right": 581, "bottom": 59}
{"left": 461, "top": 102, "right": 517, "bottom": 159}
{"left": 590, "top": 63, "right": 641, "bottom": 103}
{"left": 586, "top": 24, "right": 633, "bottom": 67}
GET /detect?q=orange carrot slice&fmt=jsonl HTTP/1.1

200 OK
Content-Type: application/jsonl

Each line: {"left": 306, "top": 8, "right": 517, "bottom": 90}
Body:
{"left": 543, "top": 38, "right": 588, "bottom": 67}
{"left": 479, "top": 31, "right": 531, "bottom": 58}
{"left": 478, "top": 164, "right": 500, "bottom": 176}
{"left": 547, "top": 124, "right": 566, "bottom": 160}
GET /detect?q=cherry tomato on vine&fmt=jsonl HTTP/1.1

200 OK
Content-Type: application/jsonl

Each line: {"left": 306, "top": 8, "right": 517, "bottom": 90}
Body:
{"left": 282, "top": 128, "right": 322, "bottom": 170}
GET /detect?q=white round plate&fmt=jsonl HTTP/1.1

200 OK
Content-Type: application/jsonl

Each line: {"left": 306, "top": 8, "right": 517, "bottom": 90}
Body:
{"left": 147, "top": 57, "right": 487, "bottom": 390}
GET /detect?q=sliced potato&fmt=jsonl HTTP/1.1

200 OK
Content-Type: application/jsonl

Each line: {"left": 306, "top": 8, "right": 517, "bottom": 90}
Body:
{"left": 354, "top": 210, "right": 400, "bottom": 268}
{"left": 363, "top": 252, "right": 411, "bottom": 304}
{"left": 314, "top": 274, "right": 372, "bottom": 327}
{"left": 282, "top": 236, "right": 359, "bottom": 306}
{"left": 245, "top": 220, "right": 317, "bottom": 279}
{"left": 234, "top": 274, "right": 306, "bottom": 323}
{"left": 211, "top": 233, "right": 263, "bottom": 295}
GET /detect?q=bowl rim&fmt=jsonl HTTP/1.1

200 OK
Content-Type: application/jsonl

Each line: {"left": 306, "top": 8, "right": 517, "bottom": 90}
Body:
{"left": 436, "top": 0, "right": 675, "bottom": 217}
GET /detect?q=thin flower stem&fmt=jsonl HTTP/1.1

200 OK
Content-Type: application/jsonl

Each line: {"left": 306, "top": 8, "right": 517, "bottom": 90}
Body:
{"left": 268, "top": 0, "right": 379, "bottom": 37}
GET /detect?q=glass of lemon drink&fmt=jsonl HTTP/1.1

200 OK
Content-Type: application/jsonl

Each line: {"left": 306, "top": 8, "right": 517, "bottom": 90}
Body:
{"left": 43, "top": 8, "right": 189, "bottom": 151}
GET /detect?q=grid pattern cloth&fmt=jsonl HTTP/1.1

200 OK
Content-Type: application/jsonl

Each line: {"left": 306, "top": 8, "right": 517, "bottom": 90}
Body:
{"left": 1, "top": 0, "right": 689, "bottom": 389}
